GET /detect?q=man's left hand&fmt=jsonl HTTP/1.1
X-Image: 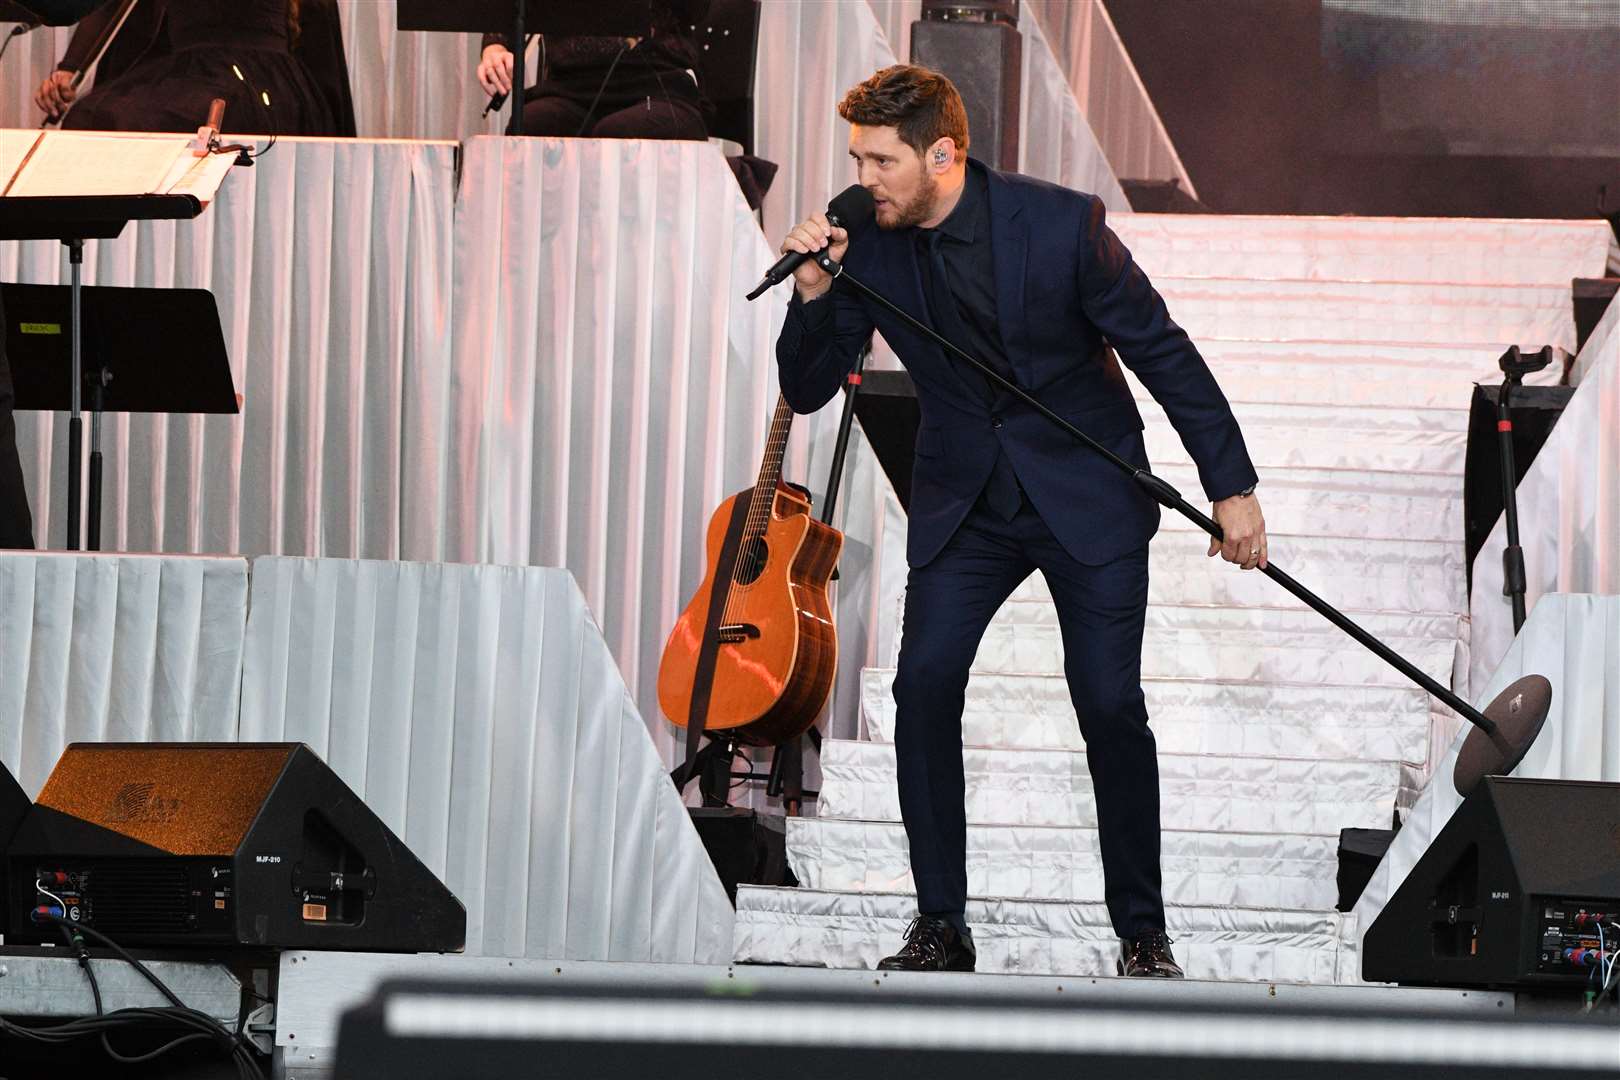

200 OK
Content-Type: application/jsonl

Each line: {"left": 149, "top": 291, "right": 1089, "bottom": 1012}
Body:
{"left": 1209, "top": 491, "right": 1267, "bottom": 570}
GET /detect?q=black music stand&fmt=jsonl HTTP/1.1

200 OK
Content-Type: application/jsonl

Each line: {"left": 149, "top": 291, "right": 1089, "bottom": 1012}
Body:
{"left": 2, "top": 282, "right": 237, "bottom": 551}
{"left": 0, "top": 193, "right": 206, "bottom": 550}
{"left": 395, "top": 1, "right": 657, "bottom": 136}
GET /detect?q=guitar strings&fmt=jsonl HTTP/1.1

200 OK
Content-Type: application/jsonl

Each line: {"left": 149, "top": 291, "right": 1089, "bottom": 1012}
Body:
{"left": 721, "top": 396, "right": 794, "bottom": 628}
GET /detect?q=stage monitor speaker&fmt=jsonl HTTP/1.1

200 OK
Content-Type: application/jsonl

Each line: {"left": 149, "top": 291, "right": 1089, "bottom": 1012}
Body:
{"left": 910, "top": 17, "right": 1022, "bottom": 171}
{"left": 687, "top": 807, "right": 794, "bottom": 904}
{"left": 5, "top": 742, "right": 466, "bottom": 952}
{"left": 1362, "top": 777, "right": 1620, "bottom": 990}
{"left": 0, "top": 759, "right": 29, "bottom": 935}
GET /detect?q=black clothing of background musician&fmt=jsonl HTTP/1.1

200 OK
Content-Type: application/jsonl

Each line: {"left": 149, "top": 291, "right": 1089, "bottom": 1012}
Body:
{"left": 480, "top": 0, "right": 712, "bottom": 141}
{"left": 52, "top": 0, "right": 351, "bottom": 137}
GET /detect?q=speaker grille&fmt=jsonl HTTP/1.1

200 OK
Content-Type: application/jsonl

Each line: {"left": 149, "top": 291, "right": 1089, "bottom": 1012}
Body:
{"left": 86, "top": 863, "right": 195, "bottom": 935}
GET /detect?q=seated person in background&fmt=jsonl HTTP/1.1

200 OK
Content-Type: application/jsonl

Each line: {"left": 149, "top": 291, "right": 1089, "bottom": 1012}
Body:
{"left": 477, "top": 0, "right": 711, "bottom": 140}
{"left": 33, "top": 0, "right": 356, "bottom": 137}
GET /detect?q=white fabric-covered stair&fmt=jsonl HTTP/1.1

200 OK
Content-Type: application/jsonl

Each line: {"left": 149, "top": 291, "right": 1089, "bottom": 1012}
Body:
{"left": 733, "top": 214, "right": 1614, "bottom": 984}
{"left": 817, "top": 740, "right": 1402, "bottom": 835}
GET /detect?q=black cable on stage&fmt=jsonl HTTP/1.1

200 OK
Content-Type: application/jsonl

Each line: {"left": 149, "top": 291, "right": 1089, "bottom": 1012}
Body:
{"left": 16, "top": 913, "right": 269, "bottom": 1080}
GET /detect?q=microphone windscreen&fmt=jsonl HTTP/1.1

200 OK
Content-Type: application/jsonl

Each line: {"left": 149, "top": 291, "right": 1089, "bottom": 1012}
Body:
{"left": 827, "top": 184, "right": 875, "bottom": 230}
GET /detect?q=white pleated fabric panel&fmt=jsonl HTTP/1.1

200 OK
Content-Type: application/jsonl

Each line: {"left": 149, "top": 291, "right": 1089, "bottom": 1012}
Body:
{"left": 0, "top": 552, "right": 247, "bottom": 793}
{"left": 333, "top": 1, "right": 502, "bottom": 141}
{"left": 445, "top": 136, "right": 784, "bottom": 770}
{"left": 237, "top": 556, "right": 735, "bottom": 964}
{"left": 0, "top": 25, "right": 76, "bottom": 130}
{"left": 1351, "top": 594, "right": 1620, "bottom": 975}
{"left": 754, "top": 0, "right": 899, "bottom": 293}
{"left": 1469, "top": 297, "right": 1620, "bottom": 697}
{"left": 2, "top": 137, "right": 457, "bottom": 558}
{"left": 1014, "top": 8, "right": 1129, "bottom": 211}
{"left": 1024, "top": 0, "right": 1195, "bottom": 194}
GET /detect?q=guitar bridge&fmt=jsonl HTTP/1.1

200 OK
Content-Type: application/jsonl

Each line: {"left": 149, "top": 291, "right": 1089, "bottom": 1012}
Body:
{"left": 716, "top": 623, "right": 761, "bottom": 644}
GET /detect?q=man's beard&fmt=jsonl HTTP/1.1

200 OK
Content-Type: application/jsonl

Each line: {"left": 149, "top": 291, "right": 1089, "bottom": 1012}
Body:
{"left": 878, "top": 171, "right": 939, "bottom": 230}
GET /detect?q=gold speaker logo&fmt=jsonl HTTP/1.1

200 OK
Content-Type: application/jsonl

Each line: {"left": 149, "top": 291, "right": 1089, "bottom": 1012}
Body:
{"left": 108, "top": 782, "right": 180, "bottom": 824}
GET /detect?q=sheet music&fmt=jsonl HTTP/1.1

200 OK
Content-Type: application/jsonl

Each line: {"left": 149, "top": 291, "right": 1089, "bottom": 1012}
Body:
{"left": 0, "top": 130, "right": 41, "bottom": 195}
{"left": 163, "top": 150, "right": 238, "bottom": 205}
{"left": 4, "top": 132, "right": 192, "bottom": 198}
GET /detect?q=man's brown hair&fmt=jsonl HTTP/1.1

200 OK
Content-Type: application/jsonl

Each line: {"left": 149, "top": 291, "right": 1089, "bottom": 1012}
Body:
{"left": 838, "top": 65, "right": 970, "bottom": 158}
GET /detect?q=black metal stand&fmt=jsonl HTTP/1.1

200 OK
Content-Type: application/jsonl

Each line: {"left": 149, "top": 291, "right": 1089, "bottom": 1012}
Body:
{"left": 1493, "top": 346, "right": 1553, "bottom": 634}
{"left": 86, "top": 363, "right": 114, "bottom": 551}
{"left": 763, "top": 346, "right": 870, "bottom": 813}
{"left": 65, "top": 240, "right": 83, "bottom": 550}
{"left": 5, "top": 280, "right": 238, "bottom": 552}
{"left": 813, "top": 252, "right": 1510, "bottom": 746}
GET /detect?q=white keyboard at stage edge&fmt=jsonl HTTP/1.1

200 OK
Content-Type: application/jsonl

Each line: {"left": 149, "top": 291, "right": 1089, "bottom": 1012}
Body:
{"left": 737, "top": 212, "right": 1609, "bottom": 984}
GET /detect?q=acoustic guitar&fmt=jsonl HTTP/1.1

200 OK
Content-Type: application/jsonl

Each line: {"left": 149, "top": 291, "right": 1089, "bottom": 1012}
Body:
{"left": 657, "top": 394, "right": 841, "bottom": 747}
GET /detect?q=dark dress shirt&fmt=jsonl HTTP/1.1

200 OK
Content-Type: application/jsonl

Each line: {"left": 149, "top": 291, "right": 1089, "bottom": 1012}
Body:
{"left": 914, "top": 167, "right": 1014, "bottom": 397}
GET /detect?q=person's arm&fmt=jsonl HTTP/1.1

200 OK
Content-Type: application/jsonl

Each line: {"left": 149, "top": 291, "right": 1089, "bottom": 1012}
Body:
{"left": 476, "top": 34, "right": 513, "bottom": 98}
{"left": 1076, "top": 195, "right": 1268, "bottom": 568}
{"left": 54, "top": 1, "right": 114, "bottom": 70}
{"left": 777, "top": 285, "right": 873, "bottom": 415}
{"left": 774, "top": 213, "right": 874, "bottom": 414}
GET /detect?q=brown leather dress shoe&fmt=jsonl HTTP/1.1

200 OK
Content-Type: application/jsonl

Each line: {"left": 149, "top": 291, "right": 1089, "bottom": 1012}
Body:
{"left": 1118, "top": 930, "right": 1185, "bottom": 978}
{"left": 876, "top": 915, "right": 977, "bottom": 972}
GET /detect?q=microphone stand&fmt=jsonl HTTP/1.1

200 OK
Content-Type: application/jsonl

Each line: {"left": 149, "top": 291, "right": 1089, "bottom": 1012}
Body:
{"left": 803, "top": 252, "right": 1548, "bottom": 795}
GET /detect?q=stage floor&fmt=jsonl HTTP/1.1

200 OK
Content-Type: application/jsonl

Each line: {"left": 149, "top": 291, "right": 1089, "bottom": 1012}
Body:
{"left": 273, "top": 951, "right": 1513, "bottom": 1078}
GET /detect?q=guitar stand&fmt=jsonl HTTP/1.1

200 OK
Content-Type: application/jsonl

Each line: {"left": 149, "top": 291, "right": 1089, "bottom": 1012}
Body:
{"left": 672, "top": 347, "right": 868, "bottom": 812}
{"left": 767, "top": 346, "right": 868, "bottom": 814}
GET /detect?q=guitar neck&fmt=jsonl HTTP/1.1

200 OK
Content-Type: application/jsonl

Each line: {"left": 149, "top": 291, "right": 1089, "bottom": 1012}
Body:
{"left": 744, "top": 395, "right": 795, "bottom": 530}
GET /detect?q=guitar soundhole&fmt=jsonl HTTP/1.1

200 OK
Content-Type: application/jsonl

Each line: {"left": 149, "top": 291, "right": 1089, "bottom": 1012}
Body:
{"left": 732, "top": 538, "right": 769, "bottom": 586}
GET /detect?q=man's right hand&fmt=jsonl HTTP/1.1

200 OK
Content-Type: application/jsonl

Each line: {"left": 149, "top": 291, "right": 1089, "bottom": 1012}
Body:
{"left": 780, "top": 212, "right": 849, "bottom": 301}
{"left": 34, "top": 70, "right": 77, "bottom": 119}
{"left": 476, "top": 44, "right": 514, "bottom": 97}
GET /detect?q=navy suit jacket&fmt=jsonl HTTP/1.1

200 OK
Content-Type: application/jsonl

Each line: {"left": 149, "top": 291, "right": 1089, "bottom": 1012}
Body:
{"left": 777, "top": 160, "right": 1257, "bottom": 568}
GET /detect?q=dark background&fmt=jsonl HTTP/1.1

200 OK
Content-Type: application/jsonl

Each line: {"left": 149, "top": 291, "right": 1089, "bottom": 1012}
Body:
{"left": 1106, "top": 0, "right": 1620, "bottom": 219}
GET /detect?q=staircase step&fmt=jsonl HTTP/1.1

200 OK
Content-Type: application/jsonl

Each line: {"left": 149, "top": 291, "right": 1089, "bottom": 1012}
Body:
{"left": 734, "top": 886, "right": 1355, "bottom": 984}
{"left": 960, "top": 603, "right": 1465, "bottom": 689}
{"left": 1112, "top": 213, "right": 1612, "bottom": 287}
{"left": 1142, "top": 400, "right": 1469, "bottom": 476}
{"left": 1150, "top": 462, "right": 1462, "bottom": 544}
{"left": 861, "top": 669, "right": 1437, "bottom": 761}
{"left": 1152, "top": 276, "right": 1573, "bottom": 349}
{"left": 1139, "top": 355, "right": 1488, "bottom": 410}
{"left": 785, "top": 819, "right": 1339, "bottom": 909}
{"left": 1135, "top": 530, "right": 1463, "bottom": 614}
{"left": 817, "top": 740, "right": 1400, "bottom": 834}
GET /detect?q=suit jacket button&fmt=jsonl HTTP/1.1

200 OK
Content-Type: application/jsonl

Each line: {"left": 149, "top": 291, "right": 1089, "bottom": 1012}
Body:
{"left": 991, "top": 417, "right": 1003, "bottom": 429}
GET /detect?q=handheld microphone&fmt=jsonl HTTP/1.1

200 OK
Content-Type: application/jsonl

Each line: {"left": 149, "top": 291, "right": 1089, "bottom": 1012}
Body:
{"left": 747, "top": 184, "right": 876, "bottom": 301}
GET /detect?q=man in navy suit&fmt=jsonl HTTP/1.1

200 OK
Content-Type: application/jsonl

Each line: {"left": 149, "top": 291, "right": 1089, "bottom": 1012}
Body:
{"left": 776, "top": 66, "right": 1268, "bottom": 978}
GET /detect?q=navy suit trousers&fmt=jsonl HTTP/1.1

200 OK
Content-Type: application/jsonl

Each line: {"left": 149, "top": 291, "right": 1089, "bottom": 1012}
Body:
{"left": 892, "top": 492, "right": 1163, "bottom": 939}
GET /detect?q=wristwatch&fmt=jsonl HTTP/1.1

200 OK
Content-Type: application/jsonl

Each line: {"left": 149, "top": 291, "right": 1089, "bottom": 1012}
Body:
{"left": 1235, "top": 482, "right": 1258, "bottom": 498}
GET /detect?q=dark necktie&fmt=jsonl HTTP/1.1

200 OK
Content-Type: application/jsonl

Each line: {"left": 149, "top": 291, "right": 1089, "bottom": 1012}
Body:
{"left": 918, "top": 230, "right": 1023, "bottom": 522}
